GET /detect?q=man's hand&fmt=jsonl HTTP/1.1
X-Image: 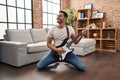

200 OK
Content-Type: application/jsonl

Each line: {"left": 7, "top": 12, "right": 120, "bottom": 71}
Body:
{"left": 55, "top": 47, "right": 66, "bottom": 54}
{"left": 82, "top": 30, "right": 87, "bottom": 36}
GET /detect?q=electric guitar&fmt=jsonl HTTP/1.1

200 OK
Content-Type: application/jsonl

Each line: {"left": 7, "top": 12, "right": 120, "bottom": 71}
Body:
{"left": 53, "top": 25, "right": 91, "bottom": 61}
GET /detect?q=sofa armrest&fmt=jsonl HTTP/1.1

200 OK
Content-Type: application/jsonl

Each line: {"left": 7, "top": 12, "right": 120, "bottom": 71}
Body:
{"left": 0, "top": 41, "right": 28, "bottom": 67}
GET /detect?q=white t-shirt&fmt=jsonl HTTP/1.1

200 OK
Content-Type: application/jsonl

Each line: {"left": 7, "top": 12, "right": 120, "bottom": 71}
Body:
{"left": 47, "top": 26, "right": 75, "bottom": 46}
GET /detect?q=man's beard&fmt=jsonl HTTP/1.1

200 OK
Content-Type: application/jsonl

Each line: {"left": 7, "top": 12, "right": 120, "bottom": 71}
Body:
{"left": 57, "top": 19, "right": 63, "bottom": 24}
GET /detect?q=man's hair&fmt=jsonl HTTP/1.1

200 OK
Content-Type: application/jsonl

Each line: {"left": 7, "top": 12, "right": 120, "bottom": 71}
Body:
{"left": 59, "top": 10, "right": 68, "bottom": 18}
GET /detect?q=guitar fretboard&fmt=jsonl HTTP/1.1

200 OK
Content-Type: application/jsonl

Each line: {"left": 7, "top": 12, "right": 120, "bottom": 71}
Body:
{"left": 66, "top": 31, "right": 83, "bottom": 48}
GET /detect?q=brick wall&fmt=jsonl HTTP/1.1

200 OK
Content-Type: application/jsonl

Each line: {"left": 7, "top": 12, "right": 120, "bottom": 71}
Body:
{"left": 33, "top": 0, "right": 42, "bottom": 29}
{"left": 61, "top": 0, "right": 70, "bottom": 10}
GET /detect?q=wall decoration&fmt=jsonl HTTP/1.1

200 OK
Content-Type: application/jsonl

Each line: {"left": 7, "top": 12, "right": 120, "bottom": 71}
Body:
{"left": 84, "top": 4, "right": 92, "bottom": 9}
{"left": 92, "top": 10, "right": 98, "bottom": 18}
{"left": 96, "top": 12, "right": 104, "bottom": 18}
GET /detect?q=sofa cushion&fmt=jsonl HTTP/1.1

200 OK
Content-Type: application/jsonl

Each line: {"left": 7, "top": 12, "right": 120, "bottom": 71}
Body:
{"left": 27, "top": 41, "right": 49, "bottom": 53}
{"left": 72, "top": 45, "right": 95, "bottom": 56}
{"left": 72, "top": 38, "right": 96, "bottom": 48}
{"left": 30, "top": 29, "right": 47, "bottom": 43}
{"left": 6, "top": 29, "right": 33, "bottom": 43}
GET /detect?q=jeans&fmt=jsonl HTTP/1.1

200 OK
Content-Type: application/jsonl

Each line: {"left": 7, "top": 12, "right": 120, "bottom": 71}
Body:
{"left": 37, "top": 50, "right": 86, "bottom": 71}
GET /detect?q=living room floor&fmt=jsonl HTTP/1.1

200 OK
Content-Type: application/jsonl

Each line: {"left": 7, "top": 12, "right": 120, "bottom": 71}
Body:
{"left": 0, "top": 51, "right": 120, "bottom": 80}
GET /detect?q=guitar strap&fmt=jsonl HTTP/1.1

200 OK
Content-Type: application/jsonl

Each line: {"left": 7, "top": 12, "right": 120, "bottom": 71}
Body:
{"left": 66, "top": 26, "right": 69, "bottom": 39}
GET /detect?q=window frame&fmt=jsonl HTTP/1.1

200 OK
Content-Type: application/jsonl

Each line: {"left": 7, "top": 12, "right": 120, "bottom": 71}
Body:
{"left": 42, "top": 0, "right": 61, "bottom": 29}
{"left": 0, "top": 0, "right": 33, "bottom": 39}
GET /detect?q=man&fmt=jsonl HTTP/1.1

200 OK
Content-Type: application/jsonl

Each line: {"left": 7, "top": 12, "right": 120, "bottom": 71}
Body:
{"left": 37, "top": 11, "right": 86, "bottom": 71}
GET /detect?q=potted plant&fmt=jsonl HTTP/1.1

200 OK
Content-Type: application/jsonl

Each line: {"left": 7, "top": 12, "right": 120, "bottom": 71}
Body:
{"left": 105, "top": 22, "right": 112, "bottom": 28}
{"left": 64, "top": 8, "right": 77, "bottom": 29}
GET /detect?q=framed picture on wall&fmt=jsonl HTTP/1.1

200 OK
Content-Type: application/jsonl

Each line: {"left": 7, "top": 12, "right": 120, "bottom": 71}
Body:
{"left": 96, "top": 12, "right": 104, "bottom": 18}
{"left": 92, "top": 10, "right": 98, "bottom": 18}
{"left": 84, "top": 4, "right": 92, "bottom": 9}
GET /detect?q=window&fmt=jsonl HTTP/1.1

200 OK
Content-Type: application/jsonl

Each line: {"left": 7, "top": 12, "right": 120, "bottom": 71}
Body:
{"left": 0, "top": 0, "right": 33, "bottom": 39}
{"left": 42, "top": 0, "right": 61, "bottom": 29}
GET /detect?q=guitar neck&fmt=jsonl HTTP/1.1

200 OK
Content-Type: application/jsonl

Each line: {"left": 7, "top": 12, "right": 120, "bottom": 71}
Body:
{"left": 66, "top": 24, "right": 91, "bottom": 48}
{"left": 66, "top": 31, "right": 83, "bottom": 48}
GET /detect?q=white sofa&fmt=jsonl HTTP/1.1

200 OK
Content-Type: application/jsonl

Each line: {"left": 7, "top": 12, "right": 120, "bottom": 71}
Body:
{"left": 71, "top": 38, "right": 96, "bottom": 56}
{"left": 0, "top": 29, "right": 49, "bottom": 67}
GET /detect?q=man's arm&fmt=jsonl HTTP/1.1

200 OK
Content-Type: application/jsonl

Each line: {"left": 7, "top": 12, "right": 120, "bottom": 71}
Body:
{"left": 71, "top": 30, "right": 87, "bottom": 44}
{"left": 47, "top": 37, "right": 65, "bottom": 53}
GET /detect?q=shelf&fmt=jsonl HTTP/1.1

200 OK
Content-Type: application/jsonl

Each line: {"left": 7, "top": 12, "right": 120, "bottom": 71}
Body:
{"left": 77, "top": 9, "right": 91, "bottom": 11}
{"left": 89, "top": 29, "right": 101, "bottom": 38}
{"left": 96, "top": 40, "right": 101, "bottom": 50}
{"left": 102, "top": 49, "right": 116, "bottom": 52}
{"left": 76, "top": 28, "right": 117, "bottom": 52}
{"left": 93, "top": 38, "right": 101, "bottom": 40}
{"left": 102, "top": 28, "right": 116, "bottom": 39}
{"left": 76, "top": 9, "right": 117, "bottom": 52}
{"left": 77, "top": 9, "right": 91, "bottom": 20}
{"left": 77, "top": 28, "right": 86, "bottom": 30}
{"left": 90, "top": 19, "right": 104, "bottom": 28}
{"left": 102, "top": 40, "right": 116, "bottom": 51}
{"left": 102, "top": 28, "right": 116, "bottom": 30}
{"left": 77, "top": 18, "right": 89, "bottom": 20}
{"left": 102, "top": 38, "right": 116, "bottom": 40}
{"left": 91, "top": 18, "right": 104, "bottom": 20}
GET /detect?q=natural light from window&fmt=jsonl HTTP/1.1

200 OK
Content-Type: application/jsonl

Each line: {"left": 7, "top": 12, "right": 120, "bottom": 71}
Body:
{"left": 42, "top": 0, "right": 61, "bottom": 29}
{"left": 0, "top": 0, "right": 32, "bottom": 39}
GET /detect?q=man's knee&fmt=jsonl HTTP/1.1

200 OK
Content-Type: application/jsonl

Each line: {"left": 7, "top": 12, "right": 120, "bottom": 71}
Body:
{"left": 79, "top": 64, "right": 86, "bottom": 71}
{"left": 36, "top": 62, "right": 45, "bottom": 70}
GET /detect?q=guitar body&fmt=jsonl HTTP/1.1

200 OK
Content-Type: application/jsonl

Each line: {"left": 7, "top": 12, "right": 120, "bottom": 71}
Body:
{"left": 52, "top": 44, "right": 74, "bottom": 61}
{"left": 61, "top": 44, "right": 74, "bottom": 60}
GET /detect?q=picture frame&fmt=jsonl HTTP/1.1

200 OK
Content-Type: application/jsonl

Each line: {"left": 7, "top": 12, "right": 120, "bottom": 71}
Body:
{"left": 96, "top": 12, "right": 104, "bottom": 18}
{"left": 84, "top": 4, "right": 92, "bottom": 9}
{"left": 92, "top": 10, "right": 98, "bottom": 18}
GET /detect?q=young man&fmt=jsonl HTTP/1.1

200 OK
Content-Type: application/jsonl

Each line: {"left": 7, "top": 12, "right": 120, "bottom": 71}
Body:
{"left": 37, "top": 11, "right": 86, "bottom": 71}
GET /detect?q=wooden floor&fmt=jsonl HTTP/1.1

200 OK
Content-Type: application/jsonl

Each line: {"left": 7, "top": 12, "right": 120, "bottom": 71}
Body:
{"left": 0, "top": 51, "right": 120, "bottom": 80}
